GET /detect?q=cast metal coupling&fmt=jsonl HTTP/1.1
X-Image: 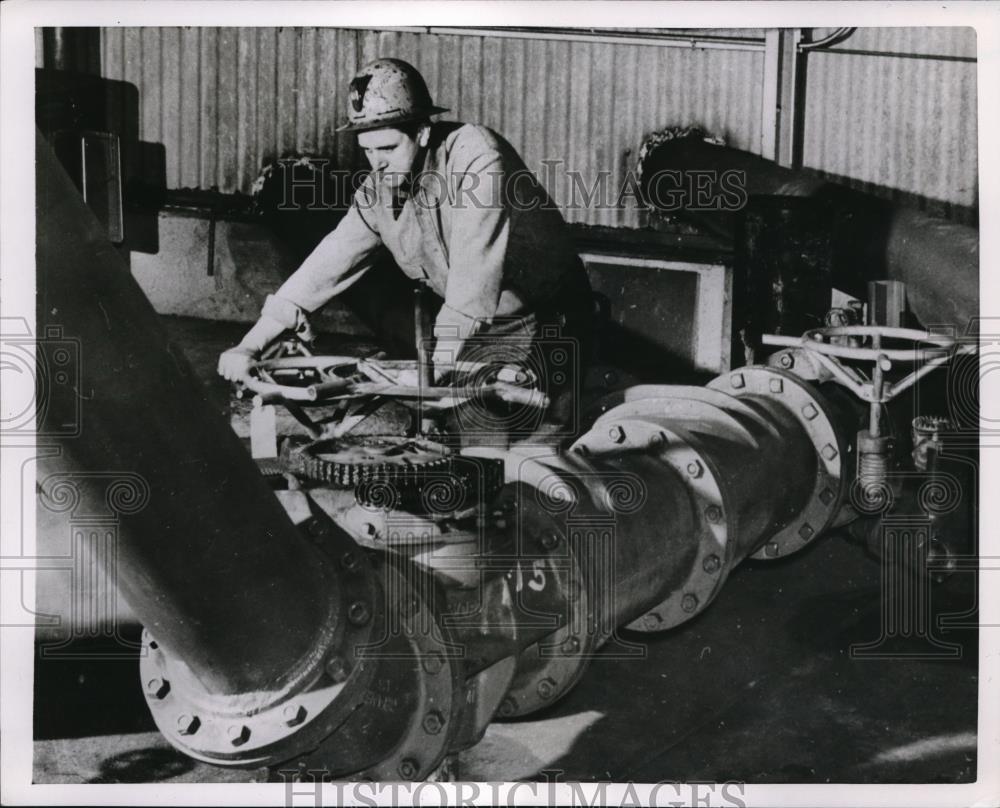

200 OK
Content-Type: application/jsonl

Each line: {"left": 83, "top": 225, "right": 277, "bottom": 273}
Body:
{"left": 565, "top": 366, "right": 847, "bottom": 631}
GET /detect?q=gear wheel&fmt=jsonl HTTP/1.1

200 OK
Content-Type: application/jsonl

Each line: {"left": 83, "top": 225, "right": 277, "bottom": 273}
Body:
{"left": 290, "top": 436, "right": 452, "bottom": 487}
{"left": 287, "top": 436, "right": 504, "bottom": 514}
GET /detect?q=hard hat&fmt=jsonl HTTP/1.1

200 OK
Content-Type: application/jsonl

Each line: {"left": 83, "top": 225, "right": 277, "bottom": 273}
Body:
{"left": 337, "top": 58, "right": 449, "bottom": 133}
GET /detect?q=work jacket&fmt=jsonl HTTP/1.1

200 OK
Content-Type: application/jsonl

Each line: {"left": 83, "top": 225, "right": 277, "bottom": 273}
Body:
{"left": 274, "top": 122, "right": 587, "bottom": 350}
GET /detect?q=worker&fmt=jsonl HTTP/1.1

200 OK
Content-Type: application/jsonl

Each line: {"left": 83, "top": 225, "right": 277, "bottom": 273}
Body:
{"left": 218, "top": 57, "right": 592, "bottom": 440}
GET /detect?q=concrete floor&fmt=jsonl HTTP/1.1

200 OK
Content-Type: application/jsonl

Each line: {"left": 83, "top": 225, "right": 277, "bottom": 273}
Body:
{"left": 31, "top": 317, "right": 980, "bottom": 785}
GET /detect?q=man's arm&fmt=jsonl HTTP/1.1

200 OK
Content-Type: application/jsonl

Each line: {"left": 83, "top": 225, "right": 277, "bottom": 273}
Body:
{"left": 431, "top": 149, "right": 509, "bottom": 375}
{"left": 218, "top": 192, "right": 382, "bottom": 381}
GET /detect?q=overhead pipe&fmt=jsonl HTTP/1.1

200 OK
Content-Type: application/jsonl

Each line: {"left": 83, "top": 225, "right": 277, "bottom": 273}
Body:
{"left": 637, "top": 133, "right": 979, "bottom": 332}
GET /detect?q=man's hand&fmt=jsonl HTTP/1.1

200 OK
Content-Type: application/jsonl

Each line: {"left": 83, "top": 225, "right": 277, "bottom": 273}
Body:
{"left": 217, "top": 346, "right": 256, "bottom": 383}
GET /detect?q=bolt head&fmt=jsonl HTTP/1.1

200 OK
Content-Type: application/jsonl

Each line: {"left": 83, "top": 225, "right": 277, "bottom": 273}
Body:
{"left": 705, "top": 505, "right": 723, "bottom": 523}
{"left": 325, "top": 655, "right": 349, "bottom": 683}
{"left": 681, "top": 593, "right": 699, "bottom": 613}
{"left": 362, "top": 522, "right": 377, "bottom": 538}
{"left": 562, "top": 636, "right": 581, "bottom": 654}
{"left": 422, "top": 710, "right": 445, "bottom": 735}
{"left": 539, "top": 529, "right": 560, "bottom": 550}
{"left": 227, "top": 724, "right": 251, "bottom": 746}
{"left": 146, "top": 677, "right": 170, "bottom": 700}
{"left": 176, "top": 714, "right": 200, "bottom": 735}
{"left": 779, "top": 353, "right": 794, "bottom": 368}
{"left": 608, "top": 424, "right": 626, "bottom": 444}
{"left": 643, "top": 613, "right": 663, "bottom": 630}
{"left": 765, "top": 541, "right": 780, "bottom": 557}
{"left": 537, "top": 677, "right": 558, "bottom": 700}
{"left": 398, "top": 759, "right": 419, "bottom": 780}
{"left": 498, "top": 697, "right": 517, "bottom": 717}
{"left": 283, "top": 703, "right": 307, "bottom": 727}
{"left": 702, "top": 554, "right": 722, "bottom": 573}
{"left": 769, "top": 378, "right": 784, "bottom": 394}
{"left": 686, "top": 460, "right": 704, "bottom": 478}
{"left": 421, "top": 651, "right": 445, "bottom": 675}
{"left": 348, "top": 600, "right": 371, "bottom": 626}
{"left": 731, "top": 373, "right": 746, "bottom": 389}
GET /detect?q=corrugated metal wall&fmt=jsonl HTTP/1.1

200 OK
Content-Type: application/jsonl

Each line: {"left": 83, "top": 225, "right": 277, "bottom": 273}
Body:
{"left": 94, "top": 26, "right": 977, "bottom": 227}
{"left": 801, "top": 27, "right": 977, "bottom": 220}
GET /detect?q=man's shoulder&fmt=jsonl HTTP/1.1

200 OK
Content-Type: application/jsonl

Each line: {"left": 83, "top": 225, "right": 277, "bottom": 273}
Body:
{"left": 435, "top": 122, "right": 505, "bottom": 165}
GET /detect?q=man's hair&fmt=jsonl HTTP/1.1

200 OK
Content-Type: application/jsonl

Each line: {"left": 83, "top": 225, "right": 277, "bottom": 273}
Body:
{"left": 394, "top": 119, "right": 431, "bottom": 140}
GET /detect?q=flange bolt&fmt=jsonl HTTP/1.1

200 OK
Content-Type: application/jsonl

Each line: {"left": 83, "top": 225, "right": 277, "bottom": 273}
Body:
{"left": 608, "top": 425, "right": 626, "bottom": 444}
{"left": 681, "top": 593, "right": 699, "bottom": 613}
{"left": 537, "top": 677, "right": 558, "bottom": 700}
{"left": 398, "top": 759, "right": 419, "bottom": 780}
{"left": 348, "top": 600, "right": 372, "bottom": 626}
{"left": 227, "top": 725, "right": 251, "bottom": 746}
{"left": 176, "top": 714, "right": 200, "bottom": 735}
{"left": 422, "top": 710, "right": 445, "bottom": 735}
{"left": 283, "top": 704, "right": 307, "bottom": 727}
{"left": 145, "top": 678, "right": 170, "bottom": 700}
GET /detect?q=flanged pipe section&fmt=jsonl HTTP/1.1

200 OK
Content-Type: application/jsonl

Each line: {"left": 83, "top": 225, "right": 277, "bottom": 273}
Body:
{"left": 566, "top": 367, "right": 846, "bottom": 632}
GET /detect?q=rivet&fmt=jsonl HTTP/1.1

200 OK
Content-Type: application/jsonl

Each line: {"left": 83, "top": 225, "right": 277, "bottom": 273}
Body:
{"left": 821, "top": 444, "right": 838, "bottom": 460}
{"left": 681, "top": 593, "right": 699, "bottom": 613}
{"left": 539, "top": 529, "right": 560, "bottom": 550}
{"left": 146, "top": 678, "right": 170, "bottom": 700}
{"left": 702, "top": 554, "right": 721, "bottom": 573}
{"left": 731, "top": 373, "right": 745, "bottom": 389}
{"left": 325, "top": 655, "right": 349, "bottom": 683}
{"left": 798, "top": 523, "right": 815, "bottom": 540}
{"left": 802, "top": 403, "right": 819, "bottom": 421}
{"left": 537, "top": 677, "right": 558, "bottom": 700}
{"left": 608, "top": 424, "right": 626, "bottom": 444}
{"left": 283, "top": 703, "right": 307, "bottom": 727}
{"left": 227, "top": 724, "right": 251, "bottom": 746}
{"left": 422, "top": 651, "right": 445, "bottom": 675}
{"left": 705, "top": 505, "right": 723, "bottom": 523}
{"left": 687, "top": 460, "right": 704, "bottom": 478}
{"left": 422, "top": 710, "right": 445, "bottom": 735}
{"left": 398, "top": 759, "right": 419, "bottom": 780}
{"left": 769, "top": 378, "right": 784, "bottom": 394}
{"left": 348, "top": 600, "right": 371, "bottom": 626}
{"left": 176, "top": 714, "right": 200, "bottom": 735}
{"left": 400, "top": 595, "right": 421, "bottom": 617}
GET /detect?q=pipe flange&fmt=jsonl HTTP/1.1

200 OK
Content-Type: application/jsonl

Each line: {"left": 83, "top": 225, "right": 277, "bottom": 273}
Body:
{"left": 498, "top": 540, "right": 595, "bottom": 717}
{"left": 708, "top": 366, "right": 845, "bottom": 559}
{"left": 570, "top": 417, "right": 730, "bottom": 630}
{"left": 140, "top": 516, "right": 379, "bottom": 767}
{"left": 292, "top": 559, "right": 463, "bottom": 782}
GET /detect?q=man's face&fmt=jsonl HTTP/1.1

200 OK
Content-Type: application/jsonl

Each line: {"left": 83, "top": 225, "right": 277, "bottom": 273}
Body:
{"left": 358, "top": 126, "right": 427, "bottom": 188}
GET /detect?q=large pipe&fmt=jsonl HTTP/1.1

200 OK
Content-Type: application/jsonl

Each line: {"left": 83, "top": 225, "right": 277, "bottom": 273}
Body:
{"left": 637, "top": 134, "right": 979, "bottom": 332}
{"left": 35, "top": 129, "right": 343, "bottom": 696}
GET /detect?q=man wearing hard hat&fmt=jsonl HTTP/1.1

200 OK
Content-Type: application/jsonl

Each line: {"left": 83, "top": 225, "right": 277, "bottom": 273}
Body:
{"left": 219, "top": 58, "right": 592, "bottom": 427}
